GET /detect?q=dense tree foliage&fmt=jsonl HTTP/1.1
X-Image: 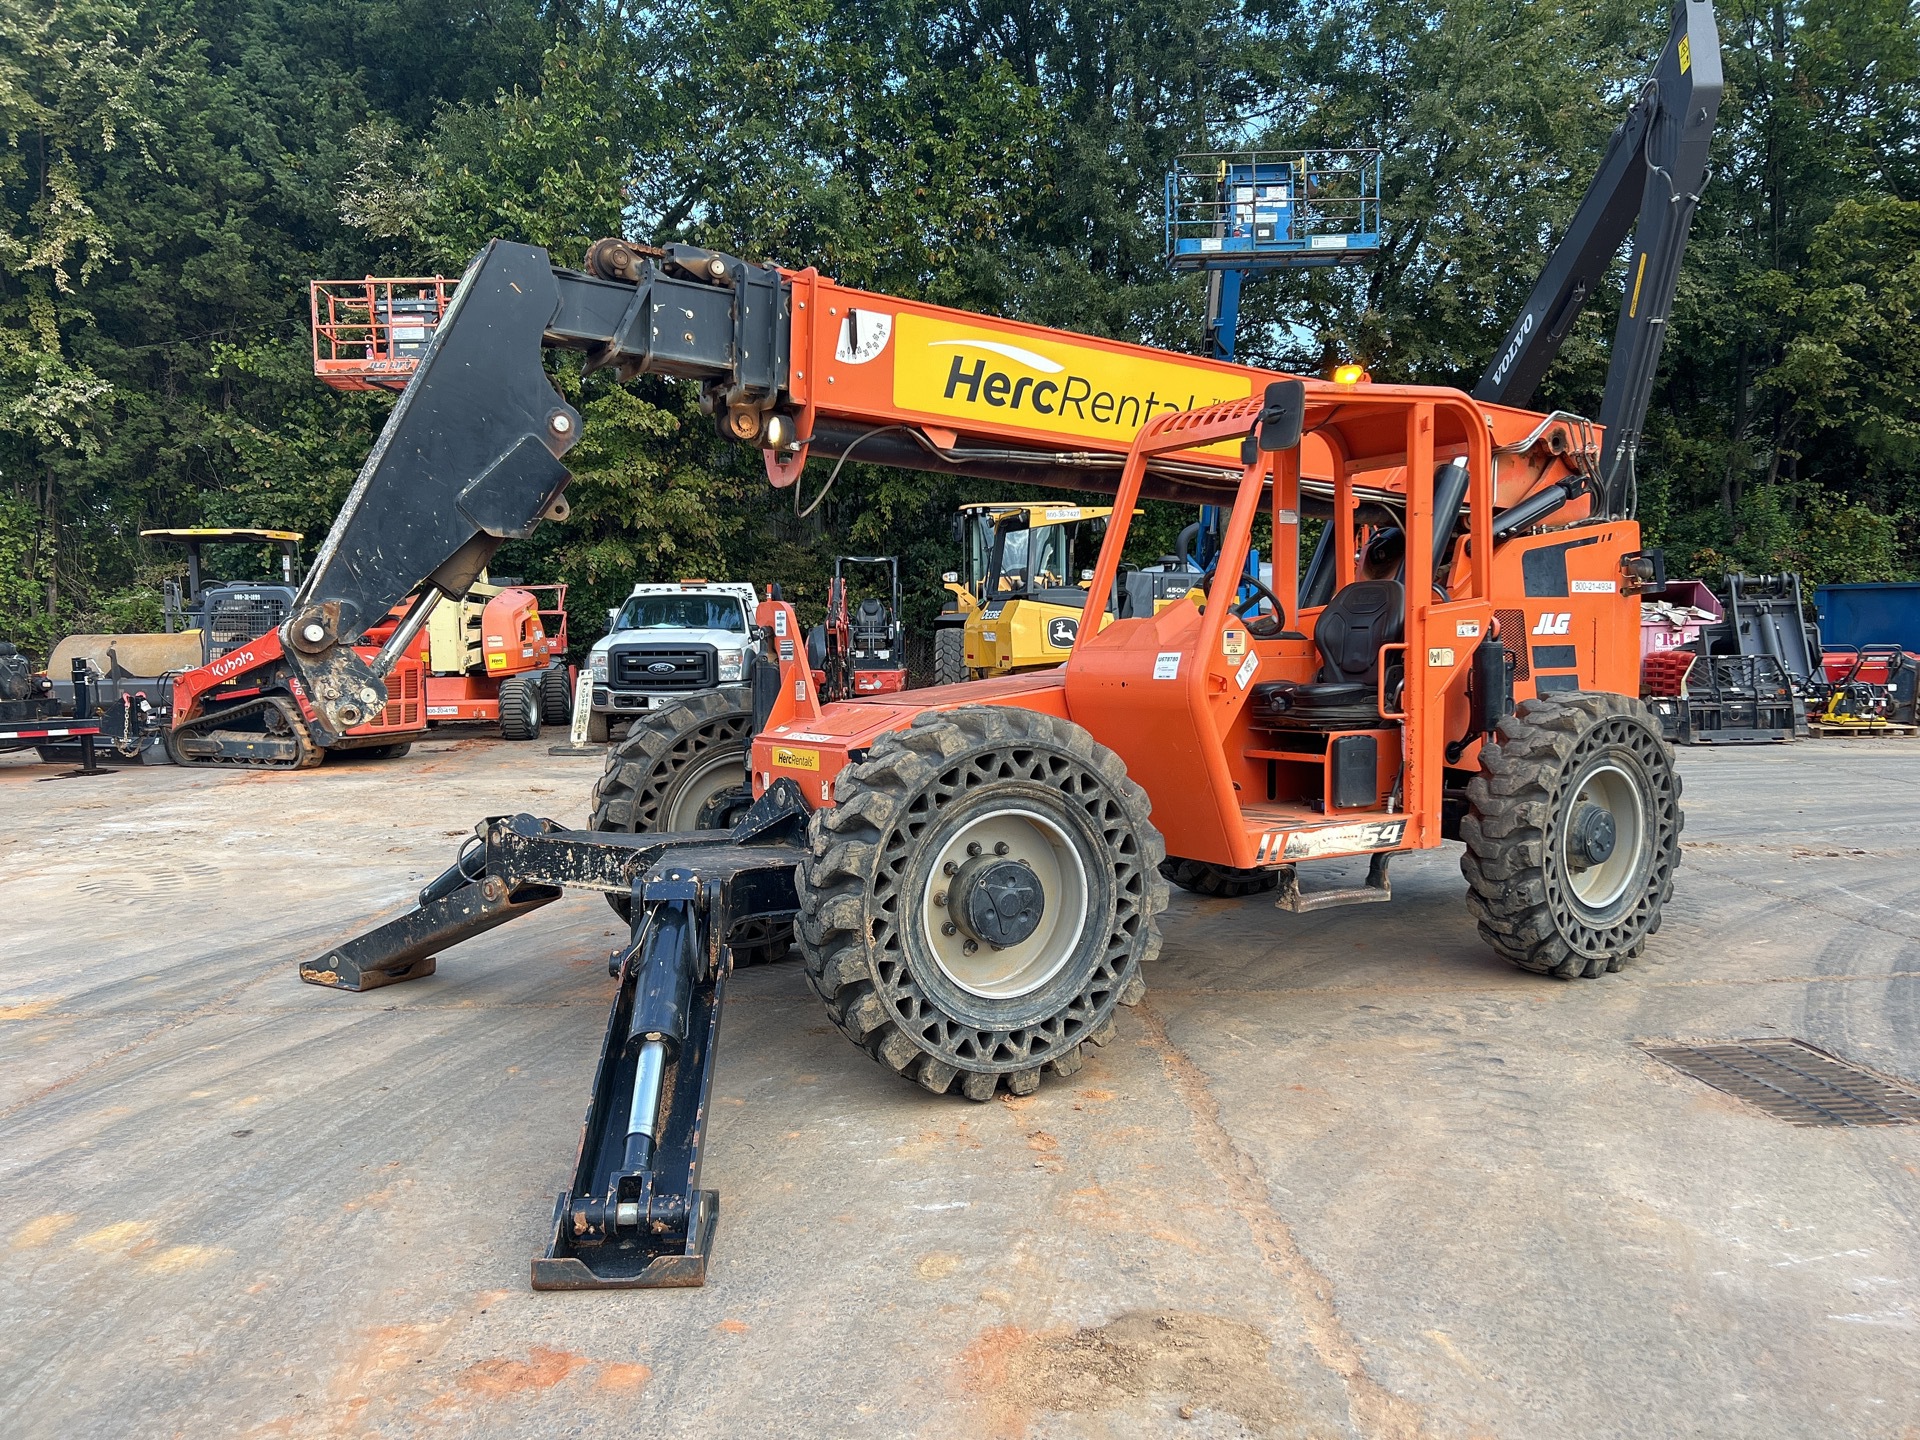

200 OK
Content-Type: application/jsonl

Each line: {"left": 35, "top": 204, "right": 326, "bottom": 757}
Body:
{"left": 3, "top": 0, "right": 1916, "bottom": 660}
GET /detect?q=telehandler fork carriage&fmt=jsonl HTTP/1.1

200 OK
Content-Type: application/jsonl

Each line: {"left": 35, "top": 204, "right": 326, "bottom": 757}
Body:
{"left": 296, "top": 3, "right": 1718, "bottom": 1289}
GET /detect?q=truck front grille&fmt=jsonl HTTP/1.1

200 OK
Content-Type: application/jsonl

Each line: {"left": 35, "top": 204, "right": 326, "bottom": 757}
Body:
{"left": 609, "top": 644, "right": 715, "bottom": 691}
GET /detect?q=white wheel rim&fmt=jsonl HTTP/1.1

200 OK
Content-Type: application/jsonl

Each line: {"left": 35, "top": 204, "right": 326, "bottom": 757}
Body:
{"left": 1564, "top": 761, "right": 1646, "bottom": 910}
{"left": 920, "top": 806, "right": 1090, "bottom": 999}
{"left": 667, "top": 749, "right": 745, "bottom": 830}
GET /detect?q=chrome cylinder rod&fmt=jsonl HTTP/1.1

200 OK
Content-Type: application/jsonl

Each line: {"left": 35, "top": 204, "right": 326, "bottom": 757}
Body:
{"left": 623, "top": 1038, "right": 668, "bottom": 1171}
{"left": 370, "top": 588, "right": 443, "bottom": 678}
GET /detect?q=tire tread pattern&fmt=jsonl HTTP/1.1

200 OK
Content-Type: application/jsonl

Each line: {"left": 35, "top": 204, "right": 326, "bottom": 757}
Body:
{"left": 796, "top": 705, "right": 1168, "bottom": 1100}
{"left": 1160, "top": 857, "right": 1281, "bottom": 898}
{"left": 1460, "top": 691, "right": 1683, "bottom": 979}
{"left": 933, "top": 626, "right": 968, "bottom": 686}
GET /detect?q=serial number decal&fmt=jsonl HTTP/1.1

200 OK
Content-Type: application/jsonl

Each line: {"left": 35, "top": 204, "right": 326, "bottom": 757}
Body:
{"left": 1570, "top": 579, "right": 1618, "bottom": 593}
{"left": 1279, "top": 819, "right": 1407, "bottom": 861}
{"left": 1153, "top": 652, "right": 1181, "bottom": 680}
{"left": 426, "top": 706, "right": 460, "bottom": 716}
{"left": 772, "top": 746, "right": 820, "bottom": 771}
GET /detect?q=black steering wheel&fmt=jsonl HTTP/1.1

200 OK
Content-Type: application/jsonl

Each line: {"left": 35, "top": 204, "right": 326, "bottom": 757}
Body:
{"left": 1198, "top": 564, "right": 1288, "bottom": 639}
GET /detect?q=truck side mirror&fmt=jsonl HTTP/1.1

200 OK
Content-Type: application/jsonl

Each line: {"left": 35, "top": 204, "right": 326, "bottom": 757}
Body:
{"left": 606, "top": 608, "right": 619, "bottom": 630}
{"left": 1258, "top": 380, "right": 1306, "bottom": 452}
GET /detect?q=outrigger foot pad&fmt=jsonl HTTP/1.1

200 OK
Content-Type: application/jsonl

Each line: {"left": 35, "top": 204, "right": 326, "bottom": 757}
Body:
{"left": 299, "top": 840, "right": 561, "bottom": 990}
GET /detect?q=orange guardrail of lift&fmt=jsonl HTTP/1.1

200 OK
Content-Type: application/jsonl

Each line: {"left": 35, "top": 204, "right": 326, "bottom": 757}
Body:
{"left": 310, "top": 277, "right": 455, "bottom": 392}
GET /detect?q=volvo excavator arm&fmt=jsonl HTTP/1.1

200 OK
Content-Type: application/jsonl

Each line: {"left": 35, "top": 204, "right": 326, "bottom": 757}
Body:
{"left": 1474, "top": 0, "right": 1723, "bottom": 516}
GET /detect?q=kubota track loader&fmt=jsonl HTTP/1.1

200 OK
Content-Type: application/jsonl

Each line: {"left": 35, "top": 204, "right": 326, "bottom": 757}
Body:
{"left": 287, "top": 3, "right": 1720, "bottom": 1288}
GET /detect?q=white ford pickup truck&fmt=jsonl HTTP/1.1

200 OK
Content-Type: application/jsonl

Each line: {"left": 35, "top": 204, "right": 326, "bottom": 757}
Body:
{"left": 583, "top": 580, "right": 761, "bottom": 740}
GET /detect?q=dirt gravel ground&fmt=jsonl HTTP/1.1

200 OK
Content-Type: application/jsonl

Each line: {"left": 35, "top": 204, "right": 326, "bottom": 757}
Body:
{"left": 1, "top": 733, "right": 1917, "bottom": 1439}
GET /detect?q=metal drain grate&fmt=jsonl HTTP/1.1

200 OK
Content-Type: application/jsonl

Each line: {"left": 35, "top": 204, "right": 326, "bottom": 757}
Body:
{"left": 1643, "top": 1039, "right": 1920, "bottom": 1126}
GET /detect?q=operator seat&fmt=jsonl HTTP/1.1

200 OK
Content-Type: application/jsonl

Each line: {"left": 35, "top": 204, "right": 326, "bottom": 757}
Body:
{"left": 851, "top": 598, "right": 891, "bottom": 653}
{"left": 1249, "top": 579, "right": 1405, "bottom": 729}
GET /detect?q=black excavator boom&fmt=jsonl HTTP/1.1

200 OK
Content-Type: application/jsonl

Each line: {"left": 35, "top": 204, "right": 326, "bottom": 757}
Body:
{"left": 1473, "top": 0, "right": 1723, "bottom": 517}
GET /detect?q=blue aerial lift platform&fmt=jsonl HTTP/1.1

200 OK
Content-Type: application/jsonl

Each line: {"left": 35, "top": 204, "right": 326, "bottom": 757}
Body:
{"left": 1165, "top": 149, "right": 1383, "bottom": 361}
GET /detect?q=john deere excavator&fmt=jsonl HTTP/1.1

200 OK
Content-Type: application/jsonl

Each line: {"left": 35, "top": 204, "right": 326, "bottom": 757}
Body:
{"left": 284, "top": 3, "right": 1719, "bottom": 1288}
{"left": 935, "top": 502, "right": 1122, "bottom": 683}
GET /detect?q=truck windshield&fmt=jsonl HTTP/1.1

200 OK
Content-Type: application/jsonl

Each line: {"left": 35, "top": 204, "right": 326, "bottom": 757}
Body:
{"left": 614, "top": 595, "right": 748, "bottom": 632}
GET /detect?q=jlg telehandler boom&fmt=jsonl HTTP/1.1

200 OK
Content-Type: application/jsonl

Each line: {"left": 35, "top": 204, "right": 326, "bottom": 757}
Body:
{"left": 291, "top": 3, "right": 1720, "bottom": 1290}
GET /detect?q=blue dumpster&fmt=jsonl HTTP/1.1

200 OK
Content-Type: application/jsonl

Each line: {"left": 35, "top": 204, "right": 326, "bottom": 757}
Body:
{"left": 1815, "top": 583, "right": 1920, "bottom": 651}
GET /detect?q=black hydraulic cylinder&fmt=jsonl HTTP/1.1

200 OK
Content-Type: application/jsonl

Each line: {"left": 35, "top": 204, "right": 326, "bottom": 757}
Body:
{"left": 628, "top": 891, "right": 700, "bottom": 1051}
{"left": 1492, "top": 483, "right": 1572, "bottom": 538}
{"left": 1468, "top": 632, "right": 1515, "bottom": 736}
{"left": 1429, "top": 459, "right": 1472, "bottom": 574}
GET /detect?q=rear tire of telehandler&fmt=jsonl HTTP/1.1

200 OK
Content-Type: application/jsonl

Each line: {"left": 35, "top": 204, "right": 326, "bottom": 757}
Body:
{"left": 588, "top": 686, "right": 790, "bottom": 966}
{"left": 933, "top": 626, "right": 968, "bottom": 686}
{"left": 499, "top": 675, "right": 541, "bottom": 741}
{"left": 1461, "top": 692, "right": 1682, "bottom": 978}
{"left": 1159, "top": 857, "right": 1281, "bottom": 898}
{"left": 796, "top": 705, "right": 1167, "bottom": 1100}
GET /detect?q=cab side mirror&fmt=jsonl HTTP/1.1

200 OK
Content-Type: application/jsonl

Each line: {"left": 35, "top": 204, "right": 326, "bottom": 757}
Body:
{"left": 1258, "top": 380, "right": 1306, "bottom": 452}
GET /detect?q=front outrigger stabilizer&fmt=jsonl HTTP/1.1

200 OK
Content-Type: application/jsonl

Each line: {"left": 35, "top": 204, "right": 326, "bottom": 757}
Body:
{"left": 299, "top": 782, "right": 810, "bottom": 1288}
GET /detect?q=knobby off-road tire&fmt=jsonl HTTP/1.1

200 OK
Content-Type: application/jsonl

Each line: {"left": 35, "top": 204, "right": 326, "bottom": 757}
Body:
{"left": 539, "top": 661, "right": 572, "bottom": 725}
{"left": 1461, "top": 692, "right": 1682, "bottom": 978}
{"left": 1160, "top": 857, "right": 1281, "bottom": 898}
{"left": 588, "top": 686, "right": 789, "bottom": 965}
{"left": 498, "top": 675, "right": 542, "bottom": 741}
{"left": 796, "top": 705, "right": 1168, "bottom": 1100}
{"left": 933, "top": 626, "right": 969, "bottom": 686}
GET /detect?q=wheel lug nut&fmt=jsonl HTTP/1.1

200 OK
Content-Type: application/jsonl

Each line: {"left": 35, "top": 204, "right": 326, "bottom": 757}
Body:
{"left": 993, "top": 842, "right": 1009, "bottom": 856}
{"left": 942, "top": 923, "right": 957, "bottom": 936}
{"left": 934, "top": 892, "right": 946, "bottom": 907}
{"left": 962, "top": 940, "right": 978, "bottom": 955}
{"left": 943, "top": 861, "right": 958, "bottom": 877}
{"left": 966, "top": 842, "right": 981, "bottom": 856}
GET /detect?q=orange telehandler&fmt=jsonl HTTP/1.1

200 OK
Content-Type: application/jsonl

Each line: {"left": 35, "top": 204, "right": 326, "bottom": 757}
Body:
{"left": 287, "top": 3, "right": 1719, "bottom": 1288}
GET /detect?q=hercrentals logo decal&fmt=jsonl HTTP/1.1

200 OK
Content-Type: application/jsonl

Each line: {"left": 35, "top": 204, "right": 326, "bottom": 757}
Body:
{"left": 892, "top": 313, "right": 1251, "bottom": 448}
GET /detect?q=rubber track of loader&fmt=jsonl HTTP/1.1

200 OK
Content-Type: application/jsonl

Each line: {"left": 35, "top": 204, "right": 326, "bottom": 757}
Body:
{"left": 167, "top": 693, "right": 322, "bottom": 770}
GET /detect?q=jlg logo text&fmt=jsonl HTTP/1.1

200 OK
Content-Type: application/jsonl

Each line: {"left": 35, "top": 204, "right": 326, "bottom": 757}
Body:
{"left": 1532, "top": 613, "right": 1572, "bottom": 635}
